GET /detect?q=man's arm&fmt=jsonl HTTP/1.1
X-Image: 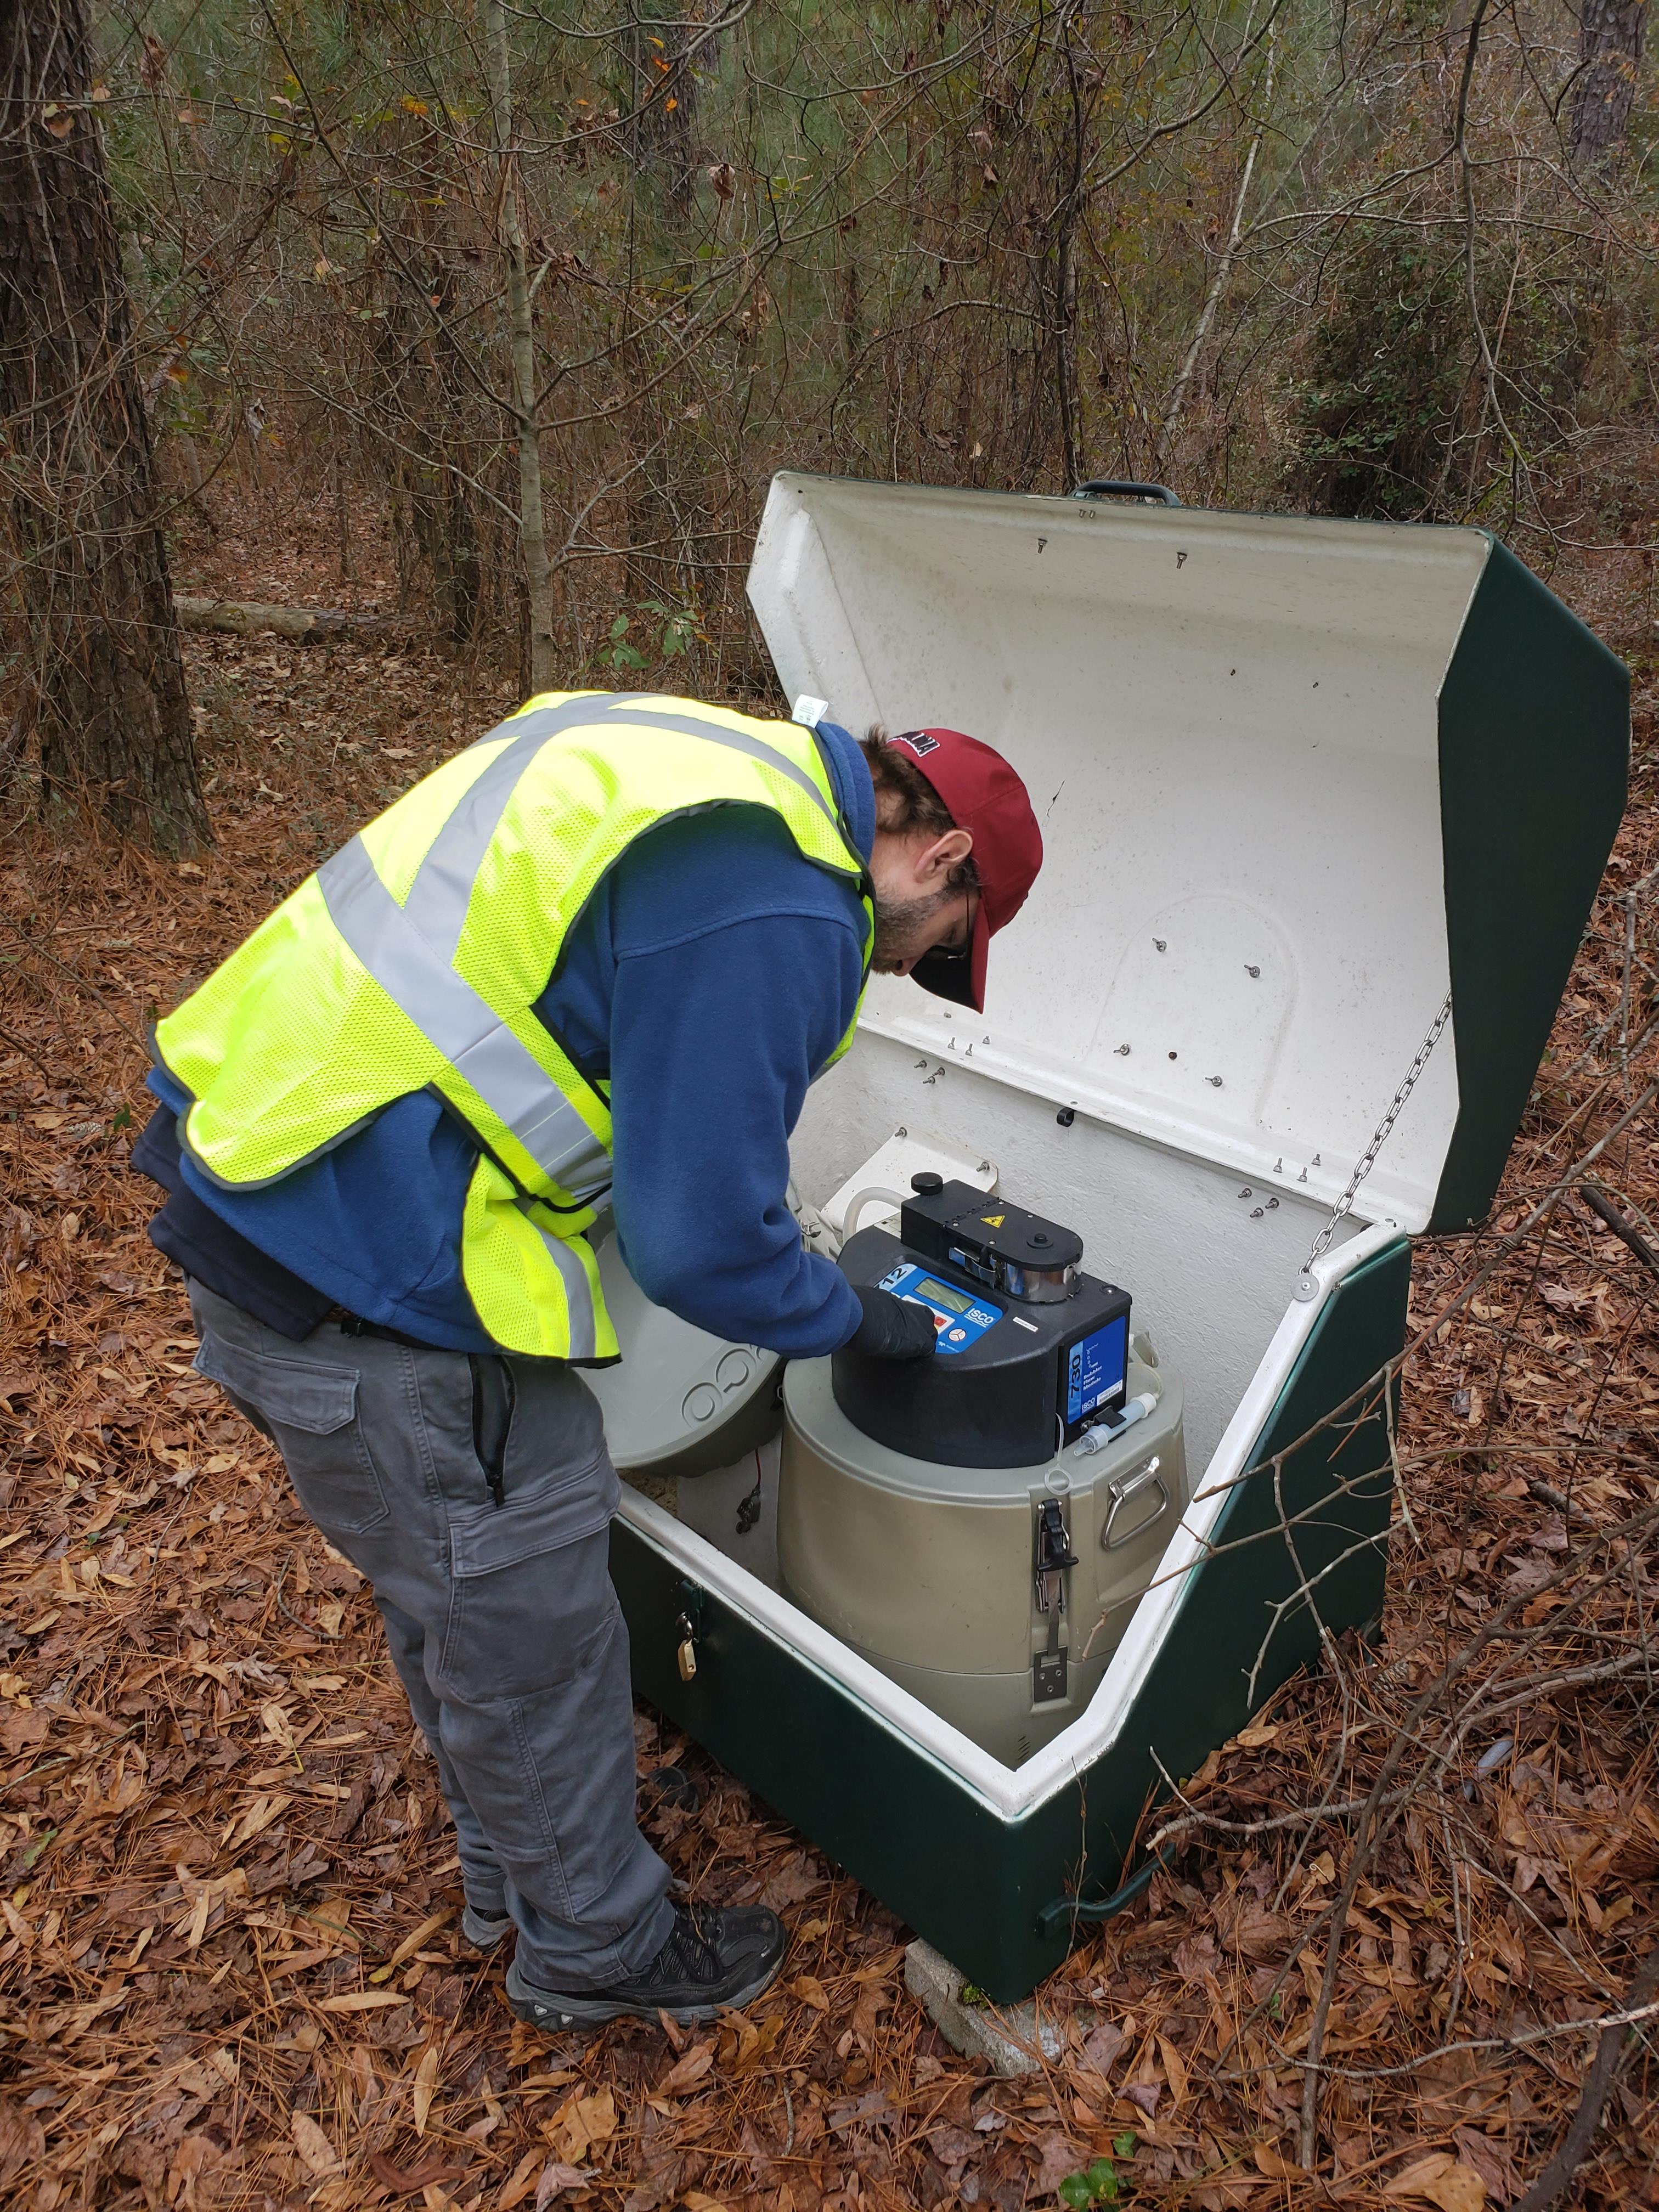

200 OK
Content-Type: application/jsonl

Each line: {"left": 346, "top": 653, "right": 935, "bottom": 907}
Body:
{"left": 606, "top": 907, "right": 865, "bottom": 1356}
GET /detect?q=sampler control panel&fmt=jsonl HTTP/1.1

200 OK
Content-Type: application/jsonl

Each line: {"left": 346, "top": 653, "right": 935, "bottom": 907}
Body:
{"left": 835, "top": 1178, "right": 1133, "bottom": 1469}
{"left": 877, "top": 1260, "right": 1002, "bottom": 1353}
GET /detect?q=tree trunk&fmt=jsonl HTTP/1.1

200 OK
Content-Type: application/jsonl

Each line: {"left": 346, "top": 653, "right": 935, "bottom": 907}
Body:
{"left": 623, "top": 2, "right": 704, "bottom": 213}
{"left": 485, "top": 0, "right": 556, "bottom": 695}
{"left": 1570, "top": 0, "right": 1648, "bottom": 165}
{"left": 1159, "top": 23, "right": 1277, "bottom": 471}
{"left": 0, "top": 0, "right": 208, "bottom": 854}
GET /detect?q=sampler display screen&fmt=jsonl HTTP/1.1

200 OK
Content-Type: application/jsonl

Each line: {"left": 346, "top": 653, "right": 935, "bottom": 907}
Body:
{"left": 876, "top": 1260, "right": 1002, "bottom": 1354}
{"left": 1065, "top": 1314, "right": 1129, "bottom": 1428}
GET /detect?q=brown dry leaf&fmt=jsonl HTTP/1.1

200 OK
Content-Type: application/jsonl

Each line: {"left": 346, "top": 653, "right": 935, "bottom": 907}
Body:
{"left": 1254, "top": 2141, "right": 1303, "bottom": 2178}
{"left": 1034, "top": 2133, "right": 1089, "bottom": 2193}
{"left": 0, "top": 2102, "right": 45, "bottom": 2187}
{"left": 850, "top": 1976, "right": 889, "bottom": 2047}
{"left": 792, "top": 1972, "right": 830, "bottom": 2011}
{"left": 680, "top": 2196, "right": 727, "bottom": 2212}
{"left": 367, "top": 2150, "right": 465, "bottom": 2196}
{"left": 496, "top": 2149, "right": 545, "bottom": 2211}
{"left": 1384, "top": 2153, "right": 1488, "bottom": 2210}
{"left": 545, "top": 2086, "right": 618, "bottom": 2164}
{"left": 411, "top": 2042, "right": 441, "bottom": 2135}
{"left": 291, "top": 2111, "right": 341, "bottom": 2176}
{"left": 533, "top": 2163, "right": 591, "bottom": 2210}
{"left": 1226, "top": 1901, "right": 1289, "bottom": 1957}
{"left": 1156, "top": 2033, "right": 1189, "bottom": 2111}
{"left": 658, "top": 2039, "right": 714, "bottom": 2096}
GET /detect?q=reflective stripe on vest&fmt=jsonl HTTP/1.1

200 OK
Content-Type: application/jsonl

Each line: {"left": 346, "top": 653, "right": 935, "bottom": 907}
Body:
{"left": 316, "top": 836, "right": 614, "bottom": 1202}
{"left": 315, "top": 693, "right": 857, "bottom": 1211}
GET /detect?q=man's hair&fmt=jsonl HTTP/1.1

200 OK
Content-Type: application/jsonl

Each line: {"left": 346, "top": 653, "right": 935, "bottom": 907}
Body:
{"left": 860, "top": 730, "right": 981, "bottom": 891}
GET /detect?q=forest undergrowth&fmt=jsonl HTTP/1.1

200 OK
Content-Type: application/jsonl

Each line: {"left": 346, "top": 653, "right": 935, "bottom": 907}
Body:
{"left": 1, "top": 499, "right": 1657, "bottom": 2211}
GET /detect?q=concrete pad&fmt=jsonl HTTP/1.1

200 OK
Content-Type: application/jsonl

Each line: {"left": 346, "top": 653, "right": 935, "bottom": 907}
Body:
{"left": 904, "top": 1939, "right": 1063, "bottom": 2077}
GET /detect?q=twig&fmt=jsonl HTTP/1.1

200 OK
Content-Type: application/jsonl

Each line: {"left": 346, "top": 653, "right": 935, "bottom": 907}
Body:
{"left": 1576, "top": 1182, "right": 1659, "bottom": 1284}
{"left": 1437, "top": 1808, "right": 1468, "bottom": 2044}
{"left": 1295, "top": 1485, "right": 1659, "bottom": 2168}
{"left": 0, "top": 916, "right": 148, "bottom": 1052}
{"left": 1506, "top": 1938, "right": 1659, "bottom": 2212}
{"left": 0, "top": 1022, "right": 57, "bottom": 1089}
{"left": 1147, "top": 1785, "right": 1415, "bottom": 1853}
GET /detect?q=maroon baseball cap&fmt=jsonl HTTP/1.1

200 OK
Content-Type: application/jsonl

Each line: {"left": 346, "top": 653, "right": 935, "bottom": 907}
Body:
{"left": 887, "top": 727, "right": 1043, "bottom": 1013}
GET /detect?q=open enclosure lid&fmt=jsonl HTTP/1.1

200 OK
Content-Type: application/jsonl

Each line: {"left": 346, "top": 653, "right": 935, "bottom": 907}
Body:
{"left": 749, "top": 474, "right": 1628, "bottom": 1232}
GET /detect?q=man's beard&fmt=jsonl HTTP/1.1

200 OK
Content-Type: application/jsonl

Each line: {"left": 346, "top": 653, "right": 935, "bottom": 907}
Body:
{"left": 871, "top": 887, "right": 952, "bottom": 969}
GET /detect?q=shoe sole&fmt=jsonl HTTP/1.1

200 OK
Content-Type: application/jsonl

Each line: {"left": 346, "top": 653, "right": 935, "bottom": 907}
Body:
{"left": 462, "top": 1906, "right": 514, "bottom": 1951}
{"left": 505, "top": 1950, "right": 784, "bottom": 2030}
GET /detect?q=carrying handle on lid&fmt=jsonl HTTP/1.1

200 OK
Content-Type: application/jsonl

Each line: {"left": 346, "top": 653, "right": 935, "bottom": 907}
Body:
{"left": 1071, "top": 478, "right": 1181, "bottom": 506}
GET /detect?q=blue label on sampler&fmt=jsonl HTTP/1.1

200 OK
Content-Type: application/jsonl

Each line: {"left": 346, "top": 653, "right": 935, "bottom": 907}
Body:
{"left": 876, "top": 1262, "right": 1002, "bottom": 1354}
{"left": 1066, "top": 1314, "right": 1128, "bottom": 1423}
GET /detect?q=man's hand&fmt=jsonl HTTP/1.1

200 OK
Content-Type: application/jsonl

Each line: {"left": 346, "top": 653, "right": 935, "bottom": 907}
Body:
{"left": 847, "top": 1285, "right": 939, "bottom": 1361}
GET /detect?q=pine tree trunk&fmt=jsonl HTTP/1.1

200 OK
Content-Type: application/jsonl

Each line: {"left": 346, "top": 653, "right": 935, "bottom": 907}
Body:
{"left": 0, "top": 0, "right": 209, "bottom": 854}
{"left": 486, "top": 0, "right": 557, "bottom": 695}
{"left": 1570, "top": 0, "right": 1649, "bottom": 166}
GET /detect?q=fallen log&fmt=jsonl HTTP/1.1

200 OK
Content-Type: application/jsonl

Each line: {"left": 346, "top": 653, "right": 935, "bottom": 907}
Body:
{"left": 174, "top": 594, "right": 421, "bottom": 645}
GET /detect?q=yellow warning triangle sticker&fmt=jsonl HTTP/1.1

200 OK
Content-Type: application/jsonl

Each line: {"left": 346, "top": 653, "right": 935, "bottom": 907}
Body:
{"left": 980, "top": 1214, "right": 1006, "bottom": 1227}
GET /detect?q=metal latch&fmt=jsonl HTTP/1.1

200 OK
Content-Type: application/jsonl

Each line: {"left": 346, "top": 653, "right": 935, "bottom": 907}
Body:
{"left": 1033, "top": 1498, "right": 1077, "bottom": 1707}
{"left": 1102, "top": 1455, "right": 1170, "bottom": 1551}
{"left": 1034, "top": 1498, "right": 1078, "bottom": 1613}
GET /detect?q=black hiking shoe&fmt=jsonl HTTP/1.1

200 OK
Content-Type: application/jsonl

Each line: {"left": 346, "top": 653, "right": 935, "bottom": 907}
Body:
{"left": 505, "top": 1902, "right": 786, "bottom": 2029}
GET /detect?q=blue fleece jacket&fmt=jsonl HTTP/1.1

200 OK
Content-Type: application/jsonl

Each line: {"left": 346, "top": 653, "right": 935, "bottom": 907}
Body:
{"left": 145, "top": 719, "right": 872, "bottom": 1358}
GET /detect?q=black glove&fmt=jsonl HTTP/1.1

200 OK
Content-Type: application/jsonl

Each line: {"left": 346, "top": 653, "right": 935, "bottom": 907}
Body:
{"left": 848, "top": 1284, "right": 939, "bottom": 1361}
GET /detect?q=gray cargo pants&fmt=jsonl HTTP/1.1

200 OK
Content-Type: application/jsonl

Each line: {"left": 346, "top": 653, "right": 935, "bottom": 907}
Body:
{"left": 188, "top": 1280, "right": 675, "bottom": 1990}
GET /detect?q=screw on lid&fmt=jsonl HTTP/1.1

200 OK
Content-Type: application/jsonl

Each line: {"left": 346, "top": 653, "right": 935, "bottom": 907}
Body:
{"left": 911, "top": 1171, "right": 945, "bottom": 1195}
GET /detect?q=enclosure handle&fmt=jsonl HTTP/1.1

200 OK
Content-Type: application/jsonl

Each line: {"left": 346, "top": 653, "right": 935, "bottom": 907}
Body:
{"left": 1071, "top": 479, "right": 1182, "bottom": 506}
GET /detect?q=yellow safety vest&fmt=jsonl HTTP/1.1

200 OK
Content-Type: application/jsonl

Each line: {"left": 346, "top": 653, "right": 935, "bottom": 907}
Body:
{"left": 155, "top": 691, "right": 873, "bottom": 1359}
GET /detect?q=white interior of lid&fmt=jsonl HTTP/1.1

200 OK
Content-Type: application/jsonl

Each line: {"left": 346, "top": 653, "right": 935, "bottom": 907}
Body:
{"left": 749, "top": 473, "right": 1492, "bottom": 1230}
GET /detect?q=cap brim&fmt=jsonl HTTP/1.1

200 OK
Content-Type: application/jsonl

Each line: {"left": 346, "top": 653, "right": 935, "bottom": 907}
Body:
{"left": 910, "top": 899, "right": 990, "bottom": 1014}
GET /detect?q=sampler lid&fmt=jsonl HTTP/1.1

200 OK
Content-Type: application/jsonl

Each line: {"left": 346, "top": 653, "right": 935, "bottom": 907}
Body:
{"left": 749, "top": 475, "right": 1627, "bottom": 1232}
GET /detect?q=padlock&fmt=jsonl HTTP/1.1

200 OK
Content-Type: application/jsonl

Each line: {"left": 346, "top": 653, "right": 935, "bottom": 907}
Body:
{"left": 674, "top": 1610, "right": 697, "bottom": 1681}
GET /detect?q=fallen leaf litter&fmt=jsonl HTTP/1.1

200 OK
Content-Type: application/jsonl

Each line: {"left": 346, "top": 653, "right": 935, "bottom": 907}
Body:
{"left": 1, "top": 507, "right": 1656, "bottom": 2208}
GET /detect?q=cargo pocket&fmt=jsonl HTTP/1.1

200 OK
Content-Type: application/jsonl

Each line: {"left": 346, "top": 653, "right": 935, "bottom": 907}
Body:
{"left": 447, "top": 1450, "right": 619, "bottom": 1579}
{"left": 194, "top": 1335, "right": 390, "bottom": 1536}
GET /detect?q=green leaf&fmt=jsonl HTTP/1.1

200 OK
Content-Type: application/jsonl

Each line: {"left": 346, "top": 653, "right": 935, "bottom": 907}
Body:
{"left": 1057, "top": 2176, "right": 1093, "bottom": 2208}
{"left": 1111, "top": 2134, "right": 1138, "bottom": 2160}
{"left": 609, "top": 613, "right": 631, "bottom": 640}
{"left": 1085, "top": 2158, "right": 1118, "bottom": 2200}
{"left": 609, "top": 643, "right": 646, "bottom": 670}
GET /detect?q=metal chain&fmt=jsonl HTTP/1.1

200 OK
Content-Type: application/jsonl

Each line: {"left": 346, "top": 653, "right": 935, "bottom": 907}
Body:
{"left": 1299, "top": 990, "right": 1454, "bottom": 1282}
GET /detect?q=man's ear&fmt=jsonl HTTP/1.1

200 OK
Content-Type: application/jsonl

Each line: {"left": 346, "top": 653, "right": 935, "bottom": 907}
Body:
{"left": 917, "top": 827, "right": 974, "bottom": 885}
